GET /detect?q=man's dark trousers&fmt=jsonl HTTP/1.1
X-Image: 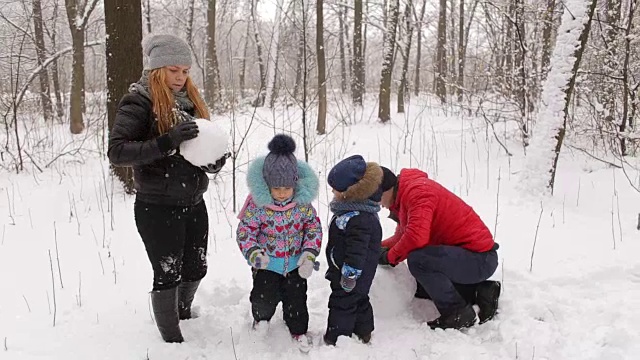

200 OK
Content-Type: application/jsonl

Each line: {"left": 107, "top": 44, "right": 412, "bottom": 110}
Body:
{"left": 407, "top": 244, "right": 498, "bottom": 314}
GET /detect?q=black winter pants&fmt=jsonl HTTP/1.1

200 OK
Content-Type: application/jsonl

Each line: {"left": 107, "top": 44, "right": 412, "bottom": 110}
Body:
{"left": 250, "top": 269, "right": 308, "bottom": 336}
{"left": 325, "top": 271, "right": 375, "bottom": 343}
{"left": 134, "top": 199, "right": 209, "bottom": 291}
{"left": 407, "top": 244, "right": 498, "bottom": 315}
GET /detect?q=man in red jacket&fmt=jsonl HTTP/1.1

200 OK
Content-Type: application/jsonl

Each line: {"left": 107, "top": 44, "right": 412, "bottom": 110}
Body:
{"left": 377, "top": 167, "right": 501, "bottom": 330}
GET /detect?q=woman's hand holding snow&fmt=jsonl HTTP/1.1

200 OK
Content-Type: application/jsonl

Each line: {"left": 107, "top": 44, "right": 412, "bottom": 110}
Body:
{"left": 297, "top": 250, "right": 317, "bottom": 279}
{"left": 340, "top": 264, "right": 362, "bottom": 292}
{"left": 249, "top": 249, "right": 270, "bottom": 269}
{"left": 200, "top": 153, "right": 227, "bottom": 174}
{"left": 167, "top": 120, "right": 199, "bottom": 148}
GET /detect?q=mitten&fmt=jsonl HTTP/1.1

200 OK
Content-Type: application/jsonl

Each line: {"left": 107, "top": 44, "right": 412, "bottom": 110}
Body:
{"left": 378, "top": 247, "right": 395, "bottom": 267}
{"left": 249, "top": 249, "right": 270, "bottom": 270}
{"left": 297, "top": 250, "right": 317, "bottom": 279}
{"left": 340, "top": 264, "right": 362, "bottom": 293}
{"left": 200, "top": 153, "right": 228, "bottom": 174}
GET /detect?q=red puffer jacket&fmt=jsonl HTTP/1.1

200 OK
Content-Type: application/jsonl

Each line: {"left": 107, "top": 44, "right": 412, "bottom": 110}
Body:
{"left": 381, "top": 168, "right": 494, "bottom": 265}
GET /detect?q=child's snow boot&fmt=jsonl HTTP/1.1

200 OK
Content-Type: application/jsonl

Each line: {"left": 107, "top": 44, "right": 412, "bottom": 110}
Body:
{"left": 151, "top": 287, "right": 184, "bottom": 343}
{"left": 356, "top": 332, "right": 372, "bottom": 344}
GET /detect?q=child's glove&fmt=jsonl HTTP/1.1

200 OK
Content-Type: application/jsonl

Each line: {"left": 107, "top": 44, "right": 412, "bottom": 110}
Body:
{"left": 297, "top": 250, "right": 317, "bottom": 279}
{"left": 249, "top": 249, "right": 270, "bottom": 270}
{"left": 340, "top": 264, "right": 362, "bottom": 293}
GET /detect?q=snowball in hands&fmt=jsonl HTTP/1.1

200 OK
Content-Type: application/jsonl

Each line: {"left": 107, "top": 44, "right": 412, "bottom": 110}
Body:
{"left": 179, "top": 119, "right": 228, "bottom": 167}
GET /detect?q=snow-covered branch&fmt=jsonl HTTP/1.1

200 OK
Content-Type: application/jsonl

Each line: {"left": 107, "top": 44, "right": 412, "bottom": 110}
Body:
{"left": 14, "top": 40, "right": 103, "bottom": 109}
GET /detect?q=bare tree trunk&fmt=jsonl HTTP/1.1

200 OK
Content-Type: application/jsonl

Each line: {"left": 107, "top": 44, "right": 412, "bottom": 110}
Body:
{"left": 397, "top": 1, "right": 414, "bottom": 113}
{"left": 44, "top": 1, "right": 64, "bottom": 119}
{"left": 352, "top": 0, "right": 364, "bottom": 105}
{"left": 448, "top": 0, "right": 457, "bottom": 97}
{"left": 435, "top": 0, "right": 447, "bottom": 103}
{"left": 343, "top": 5, "right": 353, "bottom": 79}
{"left": 541, "top": 0, "right": 556, "bottom": 79}
{"left": 362, "top": 0, "right": 369, "bottom": 90}
{"left": 266, "top": 0, "right": 285, "bottom": 108}
{"left": 143, "top": 0, "right": 152, "bottom": 33}
{"left": 293, "top": 0, "right": 305, "bottom": 100}
{"left": 456, "top": 0, "right": 464, "bottom": 101}
{"left": 205, "top": 0, "right": 221, "bottom": 108}
{"left": 316, "top": 0, "right": 327, "bottom": 134}
{"left": 514, "top": 0, "right": 531, "bottom": 140}
{"left": 620, "top": 0, "right": 635, "bottom": 156}
{"left": 32, "top": 0, "right": 53, "bottom": 122}
{"left": 414, "top": 0, "right": 427, "bottom": 96}
{"left": 378, "top": 0, "right": 400, "bottom": 122}
{"left": 338, "top": 6, "right": 347, "bottom": 93}
{"left": 65, "top": 0, "right": 99, "bottom": 134}
{"left": 250, "top": 0, "right": 266, "bottom": 107}
{"left": 239, "top": 0, "right": 251, "bottom": 99}
{"left": 68, "top": 27, "right": 85, "bottom": 134}
{"left": 186, "top": 0, "right": 195, "bottom": 45}
{"left": 504, "top": 1, "right": 515, "bottom": 90}
{"left": 105, "top": 0, "right": 143, "bottom": 193}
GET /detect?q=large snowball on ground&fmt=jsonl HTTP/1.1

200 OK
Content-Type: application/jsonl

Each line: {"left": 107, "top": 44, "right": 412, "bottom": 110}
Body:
{"left": 179, "top": 118, "right": 229, "bottom": 167}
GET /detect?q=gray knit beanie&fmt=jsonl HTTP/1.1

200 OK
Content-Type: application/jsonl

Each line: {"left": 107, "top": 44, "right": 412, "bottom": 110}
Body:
{"left": 263, "top": 134, "right": 299, "bottom": 188}
{"left": 142, "top": 34, "right": 192, "bottom": 70}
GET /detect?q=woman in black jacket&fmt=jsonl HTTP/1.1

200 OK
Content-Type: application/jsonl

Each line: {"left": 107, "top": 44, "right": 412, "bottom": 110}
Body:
{"left": 108, "top": 33, "right": 226, "bottom": 343}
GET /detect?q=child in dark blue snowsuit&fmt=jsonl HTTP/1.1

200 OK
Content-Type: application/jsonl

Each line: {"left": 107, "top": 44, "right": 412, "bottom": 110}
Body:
{"left": 323, "top": 155, "right": 384, "bottom": 345}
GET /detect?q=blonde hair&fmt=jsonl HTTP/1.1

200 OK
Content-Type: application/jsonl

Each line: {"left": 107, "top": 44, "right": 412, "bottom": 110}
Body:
{"left": 148, "top": 68, "right": 210, "bottom": 134}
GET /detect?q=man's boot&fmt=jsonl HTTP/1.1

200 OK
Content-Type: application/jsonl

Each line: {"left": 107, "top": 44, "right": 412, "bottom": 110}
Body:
{"left": 427, "top": 304, "right": 476, "bottom": 330}
{"left": 178, "top": 280, "right": 200, "bottom": 320}
{"left": 453, "top": 283, "right": 477, "bottom": 304}
{"left": 414, "top": 280, "right": 431, "bottom": 299}
{"left": 151, "top": 287, "right": 184, "bottom": 343}
{"left": 476, "top": 280, "right": 501, "bottom": 324}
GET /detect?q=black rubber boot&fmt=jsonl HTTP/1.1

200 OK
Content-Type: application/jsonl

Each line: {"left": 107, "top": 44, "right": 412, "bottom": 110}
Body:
{"left": 178, "top": 280, "right": 200, "bottom": 320}
{"left": 476, "top": 280, "right": 501, "bottom": 324}
{"left": 427, "top": 304, "right": 476, "bottom": 330}
{"left": 151, "top": 287, "right": 184, "bottom": 343}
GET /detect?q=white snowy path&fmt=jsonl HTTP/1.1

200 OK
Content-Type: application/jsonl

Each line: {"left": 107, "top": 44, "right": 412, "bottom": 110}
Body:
{"left": 1, "top": 98, "right": 639, "bottom": 359}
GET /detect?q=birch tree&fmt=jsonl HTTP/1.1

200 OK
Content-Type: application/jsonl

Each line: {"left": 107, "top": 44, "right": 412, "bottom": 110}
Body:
{"left": 32, "top": 0, "right": 53, "bottom": 122}
{"left": 316, "top": 0, "right": 327, "bottom": 134}
{"left": 435, "top": 0, "right": 447, "bottom": 103}
{"left": 378, "top": 0, "right": 400, "bottom": 122}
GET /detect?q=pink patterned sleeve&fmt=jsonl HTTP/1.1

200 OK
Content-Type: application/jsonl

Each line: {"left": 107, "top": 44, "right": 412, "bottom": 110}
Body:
{"left": 301, "top": 205, "right": 323, "bottom": 256}
{"left": 236, "top": 197, "right": 262, "bottom": 259}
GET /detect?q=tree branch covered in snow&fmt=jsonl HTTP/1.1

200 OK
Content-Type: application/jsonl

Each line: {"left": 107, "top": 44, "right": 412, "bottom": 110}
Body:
{"left": 518, "top": 0, "right": 598, "bottom": 196}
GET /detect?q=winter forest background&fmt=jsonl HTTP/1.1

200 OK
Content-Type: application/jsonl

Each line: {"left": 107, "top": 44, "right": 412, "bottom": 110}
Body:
{"left": 2, "top": 0, "right": 640, "bottom": 195}
{"left": 1, "top": 0, "right": 640, "bottom": 359}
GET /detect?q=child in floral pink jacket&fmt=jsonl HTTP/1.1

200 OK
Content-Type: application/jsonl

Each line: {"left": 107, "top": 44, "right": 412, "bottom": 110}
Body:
{"left": 236, "top": 134, "right": 322, "bottom": 347}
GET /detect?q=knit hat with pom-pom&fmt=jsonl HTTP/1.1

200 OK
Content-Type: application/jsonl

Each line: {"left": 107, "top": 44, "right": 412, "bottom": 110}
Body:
{"left": 262, "top": 134, "right": 299, "bottom": 188}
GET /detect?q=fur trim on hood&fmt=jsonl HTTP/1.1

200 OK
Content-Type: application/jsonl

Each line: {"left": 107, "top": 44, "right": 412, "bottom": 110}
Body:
{"left": 246, "top": 156, "right": 319, "bottom": 207}
{"left": 339, "top": 162, "right": 383, "bottom": 202}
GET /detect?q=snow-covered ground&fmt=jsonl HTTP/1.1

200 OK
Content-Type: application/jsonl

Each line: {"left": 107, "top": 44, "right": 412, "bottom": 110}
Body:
{"left": 1, "top": 96, "right": 639, "bottom": 359}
